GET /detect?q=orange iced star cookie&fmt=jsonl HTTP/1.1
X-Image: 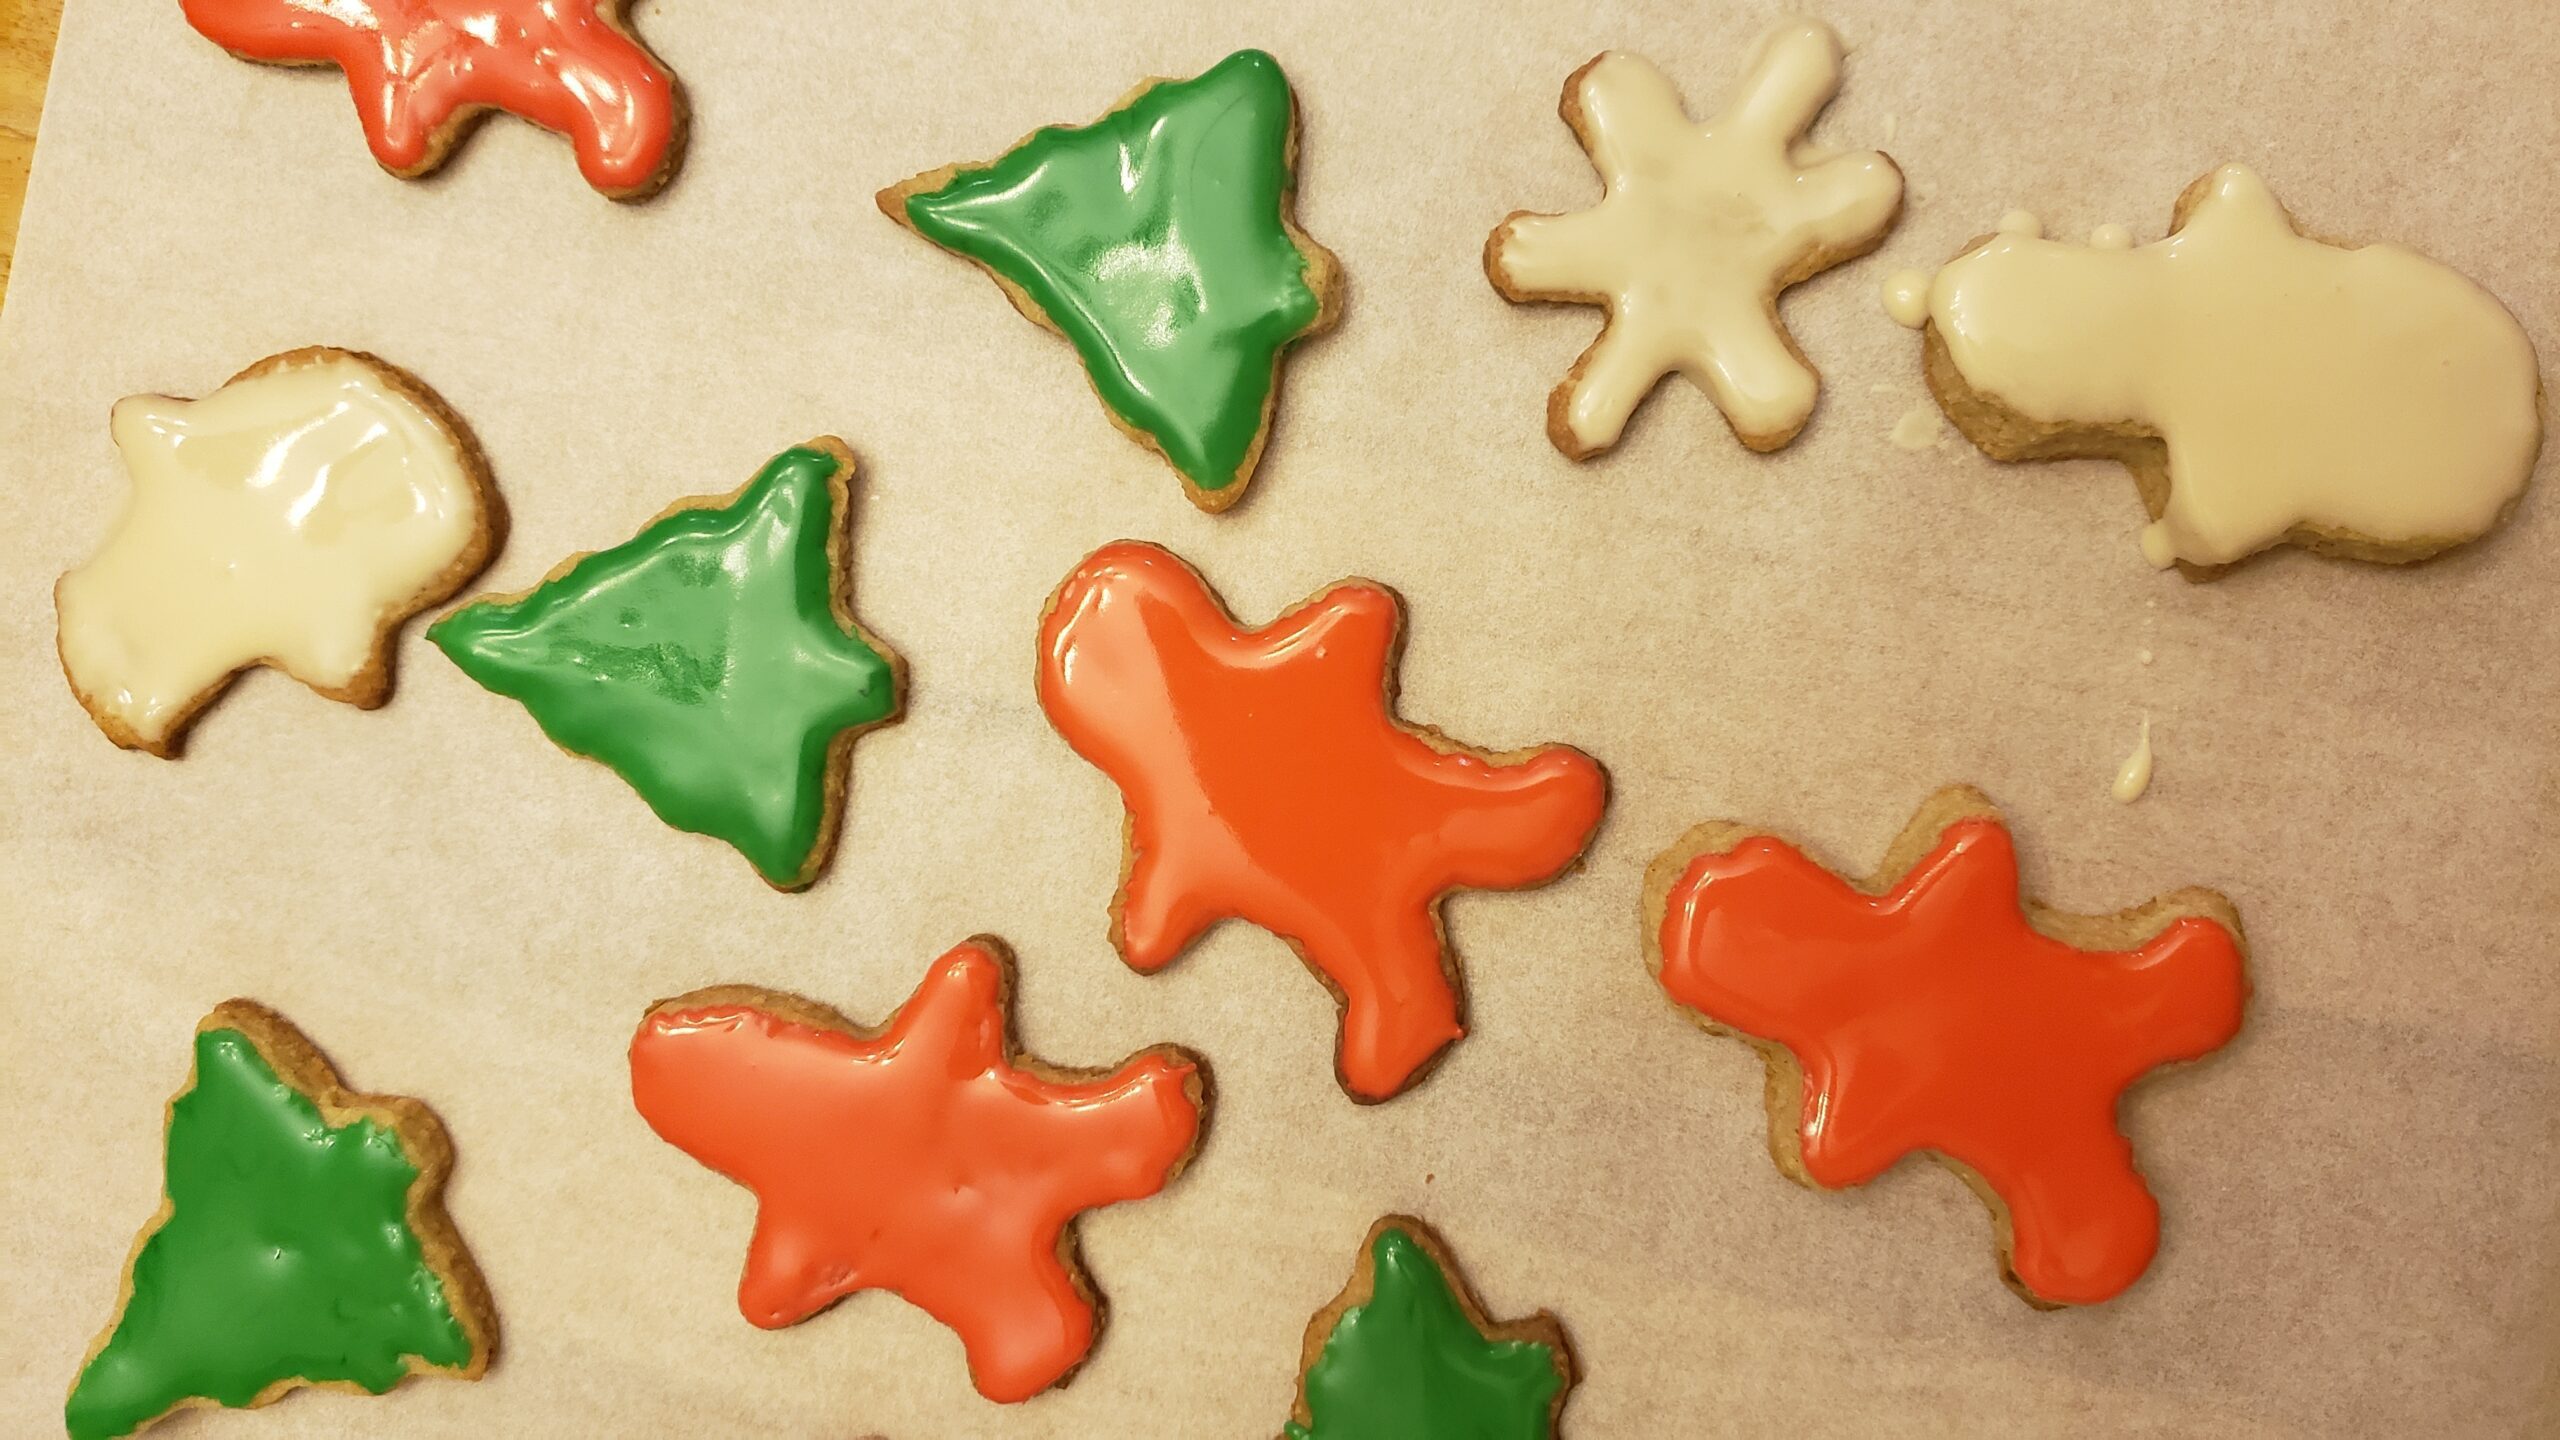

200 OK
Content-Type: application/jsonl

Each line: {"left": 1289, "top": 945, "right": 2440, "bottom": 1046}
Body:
{"left": 1642, "top": 786, "right": 2248, "bottom": 1306}
{"left": 627, "top": 938, "right": 1206, "bottom": 1403}
{"left": 1037, "top": 541, "right": 1609, "bottom": 1103}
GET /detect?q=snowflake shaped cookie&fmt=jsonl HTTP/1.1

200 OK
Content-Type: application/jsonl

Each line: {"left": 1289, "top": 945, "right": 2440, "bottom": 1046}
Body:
{"left": 1487, "top": 22, "right": 1902, "bottom": 455}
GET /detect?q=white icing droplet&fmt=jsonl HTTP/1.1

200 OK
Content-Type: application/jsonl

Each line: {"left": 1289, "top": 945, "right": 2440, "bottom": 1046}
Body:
{"left": 1890, "top": 404, "right": 1943, "bottom": 450}
{"left": 1997, "top": 209, "right": 2043, "bottom": 238}
{"left": 1882, "top": 269, "right": 1933, "bottom": 328}
{"left": 2090, "top": 223, "right": 2133, "bottom": 250}
{"left": 2138, "top": 522, "right": 2179, "bottom": 569}
{"left": 2111, "top": 717, "right": 2155, "bottom": 803}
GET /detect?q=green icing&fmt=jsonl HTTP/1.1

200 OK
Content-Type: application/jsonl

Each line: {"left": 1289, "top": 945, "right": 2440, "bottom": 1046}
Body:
{"left": 429, "top": 445, "right": 900, "bottom": 887}
{"left": 1287, "top": 1227, "right": 1564, "bottom": 1440}
{"left": 904, "top": 48, "right": 1325, "bottom": 494}
{"left": 65, "top": 1029, "right": 472, "bottom": 1440}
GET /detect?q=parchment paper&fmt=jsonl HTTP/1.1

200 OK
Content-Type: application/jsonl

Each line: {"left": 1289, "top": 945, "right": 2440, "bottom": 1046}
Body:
{"left": 2, "top": 1, "right": 2555, "bottom": 1434}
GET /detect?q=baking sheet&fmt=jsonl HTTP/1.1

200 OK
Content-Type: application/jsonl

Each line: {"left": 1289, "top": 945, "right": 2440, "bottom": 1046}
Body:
{"left": 2, "top": 0, "right": 2555, "bottom": 1434}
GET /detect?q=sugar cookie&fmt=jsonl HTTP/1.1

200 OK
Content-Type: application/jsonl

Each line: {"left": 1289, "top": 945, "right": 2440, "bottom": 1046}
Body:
{"left": 881, "top": 49, "right": 1341, "bottom": 512}
{"left": 66, "top": 1000, "right": 495, "bottom": 1440}
{"left": 179, "top": 0, "right": 686, "bottom": 198}
{"left": 1486, "top": 22, "right": 1902, "bottom": 456}
{"left": 629, "top": 938, "right": 1206, "bottom": 1403}
{"left": 55, "top": 347, "right": 497, "bottom": 758}
{"left": 1037, "top": 541, "right": 1609, "bottom": 1103}
{"left": 1642, "top": 785, "right": 2248, "bottom": 1306}
{"left": 1909, "top": 165, "right": 2542, "bottom": 574}
{"left": 431, "top": 439, "right": 903, "bottom": 890}
{"left": 1285, "top": 1215, "right": 1575, "bottom": 1439}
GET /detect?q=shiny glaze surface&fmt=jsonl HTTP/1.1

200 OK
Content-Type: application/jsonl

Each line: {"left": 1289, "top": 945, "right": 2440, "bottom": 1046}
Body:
{"left": 65, "top": 1029, "right": 472, "bottom": 1440}
{"left": 430, "top": 444, "right": 900, "bottom": 888}
{"left": 55, "top": 350, "right": 485, "bottom": 755}
{"left": 1925, "top": 165, "right": 2539, "bottom": 568}
{"left": 1036, "top": 541, "right": 1608, "bottom": 1102}
{"left": 1653, "top": 816, "right": 2246, "bottom": 1304}
{"left": 181, "top": 0, "right": 679, "bottom": 194}
{"left": 1485, "top": 23, "right": 1901, "bottom": 454}
{"left": 628, "top": 942, "right": 1203, "bottom": 1403}
{"left": 903, "top": 49, "right": 1325, "bottom": 495}
{"left": 1288, "top": 1226, "right": 1565, "bottom": 1440}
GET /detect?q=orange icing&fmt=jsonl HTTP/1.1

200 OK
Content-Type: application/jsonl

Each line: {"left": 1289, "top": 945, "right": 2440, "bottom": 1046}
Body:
{"left": 1653, "top": 816, "right": 2245, "bottom": 1304}
{"left": 627, "top": 941, "right": 1203, "bottom": 1402}
{"left": 1037, "top": 542, "right": 1608, "bottom": 1103}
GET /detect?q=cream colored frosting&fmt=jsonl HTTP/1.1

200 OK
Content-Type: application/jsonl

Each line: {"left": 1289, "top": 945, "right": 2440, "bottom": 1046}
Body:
{"left": 1881, "top": 268, "right": 1932, "bottom": 328}
{"left": 57, "top": 352, "right": 482, "bottom": 750}
{"left": 1928, "top": 165, "right": 2541, "bottom": 567}
{"left": 1489, "top": 21, "right": 1902, "bottom": 453}
{"left": 2110, "top": 716, "right": 2154, "bottom": 804}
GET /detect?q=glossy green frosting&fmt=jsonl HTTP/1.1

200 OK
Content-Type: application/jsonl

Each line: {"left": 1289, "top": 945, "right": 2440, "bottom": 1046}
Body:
{"left": 1287, "top": 1226, "right": 1564, "bottom": 1440}
{"left": 904, "top": 48, "right": 1325, "bottom": 494}
{"left": 65, "top": 1029, "right": 472, "bottom": 1440}
{"left": 430, "top": 445, "right": 900, "bottom": 887}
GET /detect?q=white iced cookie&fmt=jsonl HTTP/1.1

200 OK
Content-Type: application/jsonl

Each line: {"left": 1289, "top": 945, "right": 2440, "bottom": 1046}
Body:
{"left": 1911, "top": 165, "right": 2543, "bottom": 574}
{"left": 56, "top": 348, "right": 496, "bottom": 756}
{"left": 1485, "top": 21, "right": 1903, "bottom": 456}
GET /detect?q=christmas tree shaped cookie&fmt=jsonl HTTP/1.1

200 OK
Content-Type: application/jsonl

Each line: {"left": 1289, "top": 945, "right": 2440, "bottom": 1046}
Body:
{"left": 431, "top": 439, "right": 904, "bottom": 889}
{"left": 1286, "top": 1216, "right": 1575, "bottom": 1439}
{"left": 880, "top": 49, "right": 1341, "bottom": 512}
{"left": 66, "top": 1001, "right": 494, "bottom": 1440}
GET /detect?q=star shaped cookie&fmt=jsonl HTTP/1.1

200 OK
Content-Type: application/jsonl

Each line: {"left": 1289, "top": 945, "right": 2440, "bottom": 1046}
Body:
{"left": 1643, "top": 786, "right": 2249, "bottom": 1306}
{"left": 628, "top": 939, "right": 1206, "bottom": 1403}
{"left": 180, "top": 0, "right": 686, "bottom": 198}
{"left": 1487, "top": 22, "right": 1902, "bottom": 455}
{"left": 55, "top": 347, "right": 497, "bottom": 757}
{"left": 1036, "top": 542, "right": 1610, "bottom": 1103}
{"left": 430, "top": 440, "right": 902, "bottom": 890}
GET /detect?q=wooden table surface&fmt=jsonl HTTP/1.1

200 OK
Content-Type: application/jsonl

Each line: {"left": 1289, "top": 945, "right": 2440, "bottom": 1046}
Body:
{"left": 0, "top": 0, "right": 62, "bottom": 307}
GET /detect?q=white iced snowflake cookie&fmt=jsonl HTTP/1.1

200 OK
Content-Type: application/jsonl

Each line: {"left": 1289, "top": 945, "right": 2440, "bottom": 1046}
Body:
{"left": 1908, "top": 165, "right": 2542, "bottom": 575}
{"left": 1486, "top": 21, "right": 1903, "bottom": 457}
{"left": 55, "top": 348, "right": 498, "bottom": 755}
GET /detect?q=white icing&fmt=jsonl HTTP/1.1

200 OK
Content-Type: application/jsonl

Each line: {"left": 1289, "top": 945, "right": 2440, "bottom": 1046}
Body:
{"left": 1882, "top": 268, "right": 1932, "bottom": 328}
{"left": 1489, "top": 21, "right": 1902, "bottom": 453}
{"left": 2111, "top": 717, "right": 2154, "bottom": 804}
{"left": 1929, "top": 165, "right": 2541, "bottom": 567}
{"left": 56, "top": 352, "right": 482, "bottom": 750}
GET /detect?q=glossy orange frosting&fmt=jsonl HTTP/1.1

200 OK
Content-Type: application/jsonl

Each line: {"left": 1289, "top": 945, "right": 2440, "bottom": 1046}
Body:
{"left": 1653, "top": 814, "right": 2246, "bottom": 1304}
{"left": 629, "top": 941, "right": 1203, "bottom": 1401}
